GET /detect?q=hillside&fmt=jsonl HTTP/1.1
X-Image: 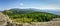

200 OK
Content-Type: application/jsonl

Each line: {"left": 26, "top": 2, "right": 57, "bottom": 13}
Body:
{"left": 2, "top": 8, "right": 60, "bottom": 23}
{"left": 0, "top": 12, "right": 60, "bottom": 26}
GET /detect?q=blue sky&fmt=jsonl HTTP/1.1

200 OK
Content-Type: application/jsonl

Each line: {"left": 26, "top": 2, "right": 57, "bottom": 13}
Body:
{"left": 0, "top": 0, "right": 60, "bottom": 11}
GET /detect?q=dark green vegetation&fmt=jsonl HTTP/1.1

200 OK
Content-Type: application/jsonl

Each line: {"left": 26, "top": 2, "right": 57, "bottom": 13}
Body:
{"left": 2, "top": 8, "right": 60, "bottom": 23}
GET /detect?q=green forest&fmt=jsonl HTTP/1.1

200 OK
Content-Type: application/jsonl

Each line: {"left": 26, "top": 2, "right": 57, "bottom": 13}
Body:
{"left": 2, "top": 9, "right": 60, "bottom": 23}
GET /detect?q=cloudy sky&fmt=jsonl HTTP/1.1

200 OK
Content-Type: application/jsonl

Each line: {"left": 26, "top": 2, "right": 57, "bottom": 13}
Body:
{"left": 0, "top": 0, "right": 60, "bottom": 11}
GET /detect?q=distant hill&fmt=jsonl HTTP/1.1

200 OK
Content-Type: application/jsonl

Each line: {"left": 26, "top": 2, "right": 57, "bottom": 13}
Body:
{"left": 43, "top": 10, "right": 60, "bottom": 15}
{"left": 2, "top": 8, "right": 42, "bottom": 14}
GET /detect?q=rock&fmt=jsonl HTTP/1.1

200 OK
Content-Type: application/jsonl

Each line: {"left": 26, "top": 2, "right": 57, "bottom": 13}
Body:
{"left": 51, "top": 18, "right": 60, "bottom": 21}
{"left": 0, "top": 13, "right": 9, "bottom": 26}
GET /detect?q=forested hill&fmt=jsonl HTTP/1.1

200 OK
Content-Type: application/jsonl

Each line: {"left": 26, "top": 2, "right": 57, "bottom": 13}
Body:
{"left": 2, "top": 8, "right": 43, "bottom": 14}
{"left": 2, "top": 8, "right": 60, "bottom": 23}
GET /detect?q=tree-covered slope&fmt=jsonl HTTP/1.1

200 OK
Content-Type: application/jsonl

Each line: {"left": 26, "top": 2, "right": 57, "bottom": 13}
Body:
{"left": 2, "top": 8, "right": 60, "bottom": 23}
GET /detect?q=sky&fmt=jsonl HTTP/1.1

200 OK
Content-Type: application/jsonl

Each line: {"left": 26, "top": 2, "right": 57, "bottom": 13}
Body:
{"left": 0, "top": 0, "right": 60, "bottom": 11}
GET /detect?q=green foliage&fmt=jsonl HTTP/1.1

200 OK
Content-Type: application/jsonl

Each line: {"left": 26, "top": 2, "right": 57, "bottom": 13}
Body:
{"left": 2, "top": 9, "right": 60, "bottom": 23}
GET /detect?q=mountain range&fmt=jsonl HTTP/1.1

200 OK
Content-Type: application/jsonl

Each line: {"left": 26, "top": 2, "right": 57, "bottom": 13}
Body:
{"left": 2, "top": 8, "right": 60, "bottom": 15}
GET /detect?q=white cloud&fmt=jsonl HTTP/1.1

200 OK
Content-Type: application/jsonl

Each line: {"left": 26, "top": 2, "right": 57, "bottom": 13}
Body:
{"left": 20, "top": 3, "right": 24, "bottom": 6}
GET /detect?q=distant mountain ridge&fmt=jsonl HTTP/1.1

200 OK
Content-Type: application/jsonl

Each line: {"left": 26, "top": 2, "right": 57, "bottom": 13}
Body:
{"left": 2, "top": 8, "right": 60, "bottom": 15}
{"left": 2, "top": 8, "right": 43, "bottom": 14}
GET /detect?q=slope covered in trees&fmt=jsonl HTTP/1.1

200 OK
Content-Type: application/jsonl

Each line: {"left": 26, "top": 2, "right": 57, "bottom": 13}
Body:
{"left": 2, "top": 8, "right": 60, "bottom": 23}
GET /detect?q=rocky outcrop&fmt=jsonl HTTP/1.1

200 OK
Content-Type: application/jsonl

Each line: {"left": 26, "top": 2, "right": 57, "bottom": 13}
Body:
{"left": 0, "top": 13, "right": 9, "bottom": 26}
{"left": 52, "top": 18, "right": 60, "bottom": 21}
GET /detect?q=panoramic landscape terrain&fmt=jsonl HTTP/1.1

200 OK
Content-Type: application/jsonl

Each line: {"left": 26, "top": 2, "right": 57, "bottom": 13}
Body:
{"left": 0, "top": 0, "right": 60, "bottom": 26}
{"left": 2, "top": 8, "right": 60, "bottom": 23}
{"left": 0, "top": 8, "right": 60, "bottom": 26}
